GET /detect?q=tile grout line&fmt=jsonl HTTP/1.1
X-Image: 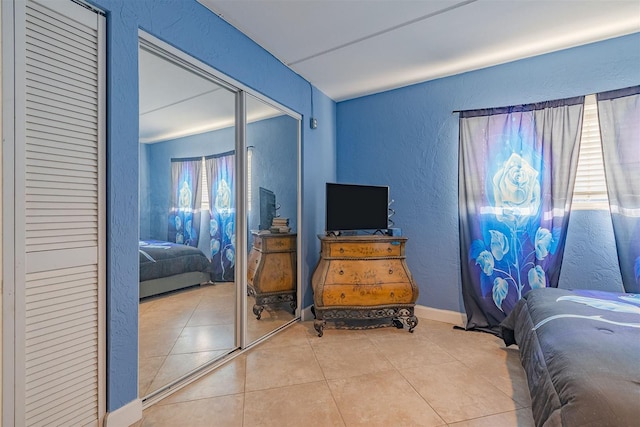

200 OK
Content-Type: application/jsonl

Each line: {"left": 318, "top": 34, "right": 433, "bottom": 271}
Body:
{"left": 308, "top": 332, "right": 349, "bottom": 427}
{"left": 366, "top": 332, "right": 448, "bottom": 427}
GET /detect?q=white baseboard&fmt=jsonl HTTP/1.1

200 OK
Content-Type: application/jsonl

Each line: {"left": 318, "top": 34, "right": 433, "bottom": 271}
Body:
{"left": 302, "top": 304, "right": 465, "bottom": 327}
{"left": 414, "top": 304, "right": 466, "bottom": 327}
{"left": 103, "top": 398, "right": 142, "bottom": 427}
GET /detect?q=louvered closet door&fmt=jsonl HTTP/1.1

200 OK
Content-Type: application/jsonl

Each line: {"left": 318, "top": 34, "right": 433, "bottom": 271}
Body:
{"left": 13, "top": 0, "right": 106, "bottom": 425}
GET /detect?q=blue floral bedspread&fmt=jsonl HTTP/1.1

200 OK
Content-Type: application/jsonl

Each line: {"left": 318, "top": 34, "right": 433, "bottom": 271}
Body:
{"left": 501, "top": 287, "right": 640, "bottom": 427}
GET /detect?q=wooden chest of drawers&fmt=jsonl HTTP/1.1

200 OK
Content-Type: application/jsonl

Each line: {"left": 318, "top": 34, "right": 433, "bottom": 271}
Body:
{"left": 247, "top": 231, "right": 297, "bottom": 319}
{"left": 311, "top": 234, "right": 419, "bottom": 336}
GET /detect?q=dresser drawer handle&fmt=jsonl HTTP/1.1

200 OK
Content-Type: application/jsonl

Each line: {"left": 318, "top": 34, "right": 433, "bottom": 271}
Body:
{"left": 339, "top": 248, "right": 344, "bottom": 253}
{"left": 388, "top": 269, "right": 393, "bottom": 274}
{"left": 340, "top": 293, "right": 346, "bottom": 299}
{"left": 390, "top": 292, "right": 395, "bottom": 298}
{"left": 339, "top": 269, "right": 344, "bottom": 275}
{"left": 387, "top": 247, "right": 392, "bottom": 252}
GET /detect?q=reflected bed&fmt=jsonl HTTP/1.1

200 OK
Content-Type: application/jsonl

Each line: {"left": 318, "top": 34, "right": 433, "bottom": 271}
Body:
{"left": 501, "top": 287, "right": 640, "bottom": 427}
{"left": 139, "top": 240, "right": 212, "bottom": 299}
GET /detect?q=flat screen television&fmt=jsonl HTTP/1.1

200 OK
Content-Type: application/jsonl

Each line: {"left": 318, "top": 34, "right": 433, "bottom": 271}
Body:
{"left": 325, "top": 183, "right": 389, "bottom": 233}
{"left": 259, "top": 187, "right": 276, "bottom": 230}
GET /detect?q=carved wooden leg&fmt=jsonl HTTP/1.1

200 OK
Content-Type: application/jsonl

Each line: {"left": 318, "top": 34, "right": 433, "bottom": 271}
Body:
{"left": 314, "top": 319, "right": 325, "bottom": 337}
{"left": 253, "top": 304, "right": 264, "bottom": 320}
{"left": 406, "top": 315, "right": 418, "bottom": 333}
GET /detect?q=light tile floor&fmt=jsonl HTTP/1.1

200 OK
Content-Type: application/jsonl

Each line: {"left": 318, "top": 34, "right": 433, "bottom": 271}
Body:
{"left": 139, "top": 283, "right": 295, "bottom": 396}
{"left": 134, "top": 318, "right": 535, "bottom": 426}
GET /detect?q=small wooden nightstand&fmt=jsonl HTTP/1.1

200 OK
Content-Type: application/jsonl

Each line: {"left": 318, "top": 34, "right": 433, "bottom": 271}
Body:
{"left": 311, "top": 234, "right": 419, "bottom": 336}
{"left": 247, "top": 231, "right": 297, "bottom": 319}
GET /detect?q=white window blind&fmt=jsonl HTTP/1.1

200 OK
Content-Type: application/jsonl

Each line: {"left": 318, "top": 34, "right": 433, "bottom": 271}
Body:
{"left": 201, "top": 157, "right": 209, "bottom": 210}
{"left": 572, "top": 94, "right": 609, "bottom": 210}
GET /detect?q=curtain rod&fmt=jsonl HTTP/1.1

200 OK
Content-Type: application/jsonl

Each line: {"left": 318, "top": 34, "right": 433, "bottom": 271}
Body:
{"left": 452, "top": 94, "right": 590, "bottom": 116}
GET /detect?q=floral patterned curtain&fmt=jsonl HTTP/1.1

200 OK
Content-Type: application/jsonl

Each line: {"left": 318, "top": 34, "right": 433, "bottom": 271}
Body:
{"left": 597, "top": 86, "right": 640, "bottom": 293}
{"left": 206, "top": 151, "right": 236, "bottom": 282}
{"left": 168, "top": 157, "right": 202, "bottom": 247}
{"left": 459, "top": 97, "right": 584, "bottom": 333}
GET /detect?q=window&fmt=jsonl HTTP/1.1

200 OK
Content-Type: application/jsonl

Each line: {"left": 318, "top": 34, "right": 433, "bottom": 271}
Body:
{"left": 201, "top": 153, "right": 252, "bottom": 210}
{"left": 572, "top": 94, "right": 609, "bottom": 210}
{"left": 201, "top": 157, "right": 209, "bottom": 210}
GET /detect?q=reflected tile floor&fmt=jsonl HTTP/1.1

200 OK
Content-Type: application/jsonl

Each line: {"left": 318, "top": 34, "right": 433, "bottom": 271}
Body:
{"left": 139, "top": 283, "right": 294, "bottom": 397}
{"left": 134, "top": 319, "right": 535, "bottom": 427}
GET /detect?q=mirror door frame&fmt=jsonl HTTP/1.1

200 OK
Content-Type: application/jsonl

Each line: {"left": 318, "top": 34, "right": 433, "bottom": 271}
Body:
{"left": 138, "top": 31, "right": 302, "bottom": 402}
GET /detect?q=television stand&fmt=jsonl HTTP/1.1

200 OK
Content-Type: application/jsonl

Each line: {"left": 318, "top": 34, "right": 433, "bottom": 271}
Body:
{"left": 311, "top": 234, "right": 419, "bottom": 336}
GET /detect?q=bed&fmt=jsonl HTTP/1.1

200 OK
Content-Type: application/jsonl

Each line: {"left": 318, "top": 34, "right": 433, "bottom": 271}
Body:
{"left": 501, "top": 287, "right": 640, "bottom": 427}
{"left": 139, "top": 240, "right": 212, "bottom": 299}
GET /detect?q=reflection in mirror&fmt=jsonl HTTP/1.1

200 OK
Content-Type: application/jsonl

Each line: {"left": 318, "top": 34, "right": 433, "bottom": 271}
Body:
{"left": 245, "top": 95, "right": 300, "bottom": 344}
{"left": 138, "top": 45, "right": 238, "bottom": 397}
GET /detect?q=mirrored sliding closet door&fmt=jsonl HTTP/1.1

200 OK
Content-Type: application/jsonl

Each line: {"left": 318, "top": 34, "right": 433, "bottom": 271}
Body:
{"left": 138, "top": 44, "right": 239, "bottom": 397}
{"left": 245, "top": 94, "right": 301, "bottom": 344}
{"left": 137, "top": 38, "right": 301, "bottom": 400}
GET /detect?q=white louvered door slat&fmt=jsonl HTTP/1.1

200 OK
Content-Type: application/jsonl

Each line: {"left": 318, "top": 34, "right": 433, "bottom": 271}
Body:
{"left": 10, "top": 0, "right": 106, "bottom": 425}
{"left": 27, "top": 79, "right": 97, "bottom": 107}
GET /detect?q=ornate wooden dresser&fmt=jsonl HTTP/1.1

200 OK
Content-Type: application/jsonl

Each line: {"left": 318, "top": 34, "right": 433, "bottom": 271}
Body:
{"left": 247, "top": 231, "right": 297, "bottom": 319}
{"left": 311, "top": 234, "right": 419, "bottom": 336}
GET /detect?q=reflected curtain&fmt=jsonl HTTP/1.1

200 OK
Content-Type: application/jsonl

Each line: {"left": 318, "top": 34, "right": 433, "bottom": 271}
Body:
{"left": 206, "top": 151, "right": 236, "bottom": 282}
{"left": 168, "top": 157, "right": 202, "bottom": 247}
{"left": 597, "top": 86, "right": 640, "bottom": 293}
{"left": 459, "top": 97, "right": 584, "bottom": 333}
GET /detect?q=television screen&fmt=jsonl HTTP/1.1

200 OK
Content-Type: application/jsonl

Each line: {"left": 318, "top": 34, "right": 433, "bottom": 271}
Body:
{"left": 326, "top": 183, "right": 389, "bottom": 232}
{"left": 259, "top": 187, "right": 276, "bottom": 230}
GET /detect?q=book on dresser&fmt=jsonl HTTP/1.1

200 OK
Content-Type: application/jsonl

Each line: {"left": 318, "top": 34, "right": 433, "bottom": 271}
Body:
{"left": 269, "top": 217, "right": 290, "bottom": 233}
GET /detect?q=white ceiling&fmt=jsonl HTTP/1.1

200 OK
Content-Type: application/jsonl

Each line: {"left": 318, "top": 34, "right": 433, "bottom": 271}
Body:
{"left": 140, "top": 0, "right": 640, "bottom": 143}
{"left": 198, "top": 0, "right": 640, "bottom": 101}
{"left": 139, "top": 48, "right": 283, "bottom": 143}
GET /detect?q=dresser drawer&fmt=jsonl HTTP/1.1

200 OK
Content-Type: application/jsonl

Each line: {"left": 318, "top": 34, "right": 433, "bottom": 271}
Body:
{"left": 324, "top": 259, "right": 408, "bottom": 285}
{"left": 252, "top": 233, "right": 296, "bottom": 251}
{"left": 326, "top": 241, "right": 402, "bottom": 258}
{"left": 263, "top": 236, "right": 295, "bottom": 252}
{"left": 320, "top": 282, "right": 415, "bottom": 306}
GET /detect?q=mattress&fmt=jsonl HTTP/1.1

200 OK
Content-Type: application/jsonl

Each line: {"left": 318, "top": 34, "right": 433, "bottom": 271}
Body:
{"left": 501, "top": 288, "right": 640, "bottom": 427}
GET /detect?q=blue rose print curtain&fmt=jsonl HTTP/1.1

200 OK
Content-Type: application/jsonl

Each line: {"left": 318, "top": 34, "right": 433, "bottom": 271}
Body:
{"left": 168, "top": 157, "right": 202, "bottom": 247}
{"left": 597, "top": 86, "right": 640, "bottom": 293}
{"left": 459, "top": 97, "right": 584, "bottom": 333}
{"left": 206, "top": 151, "right": 236, "bottom": 282}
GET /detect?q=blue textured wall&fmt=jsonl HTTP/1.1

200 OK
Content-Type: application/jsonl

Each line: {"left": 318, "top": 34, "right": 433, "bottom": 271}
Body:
{"left": 336, "top": 33, "right": 639, "bottom": 314}
{"left": 247, "top": 115, "right": 299, "bottom": 234}
{"left": 90, "top": 0, "right": 336, "bottom": 413}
